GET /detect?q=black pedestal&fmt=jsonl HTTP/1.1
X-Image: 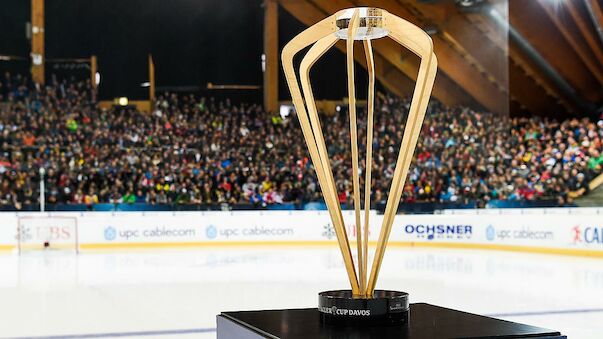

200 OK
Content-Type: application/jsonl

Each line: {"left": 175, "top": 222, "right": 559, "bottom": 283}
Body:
{"left": 318, "top": 290, "right": 409, "bottom": 326}
{"left": 217, "top": 303, "right": 566, "bottom": 339}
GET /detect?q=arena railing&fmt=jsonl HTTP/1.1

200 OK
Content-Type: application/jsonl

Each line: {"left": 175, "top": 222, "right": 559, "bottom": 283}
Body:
{"left": 0, "top": 200, "right": 571, "bottom": 213}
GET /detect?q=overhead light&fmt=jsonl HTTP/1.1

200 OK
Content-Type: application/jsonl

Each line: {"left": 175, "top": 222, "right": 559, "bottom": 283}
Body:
{"left": 455, "top": 0, "right": 483, "bottom": 7}
{"left": 424, "top": 26, "right": 438, "bottom": 35}
{"left": 116, "top": 97, "right": 129, "bottom": 106}
{"left": 454, "top": 0, "right": 486, "bottom": 12}
{"left": 95, "top": 72, "right": 101, "bottom": 86}
{"left": 261, "top": 54, "right": 266, "bottom": 73}
{"left": 279, "top": 104, "right": 293, "bottom": 119}
{"left": 31, "top": 53, "right": 43, "bottom": 65}
{"left": 140, "top": 82, "right": 150, "bottom": 87}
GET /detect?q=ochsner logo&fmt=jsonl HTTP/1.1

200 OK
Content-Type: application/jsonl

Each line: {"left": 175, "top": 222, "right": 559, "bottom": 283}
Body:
{"left": 404, "top": 224, "right": 472, "bottom": 240}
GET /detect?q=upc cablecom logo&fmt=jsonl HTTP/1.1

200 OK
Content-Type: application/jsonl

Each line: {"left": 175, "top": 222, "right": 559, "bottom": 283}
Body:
{"left": 486, "top": 225, "right": 496, "bottom": 241}
{"left": 572, "top": 225, "right": 603, "bottom": 244}
{"left": 104, "top": 226, "right": 117, "bottom": 241}
{"left": 205, "top": 225, "right": 217, "bottom": 239}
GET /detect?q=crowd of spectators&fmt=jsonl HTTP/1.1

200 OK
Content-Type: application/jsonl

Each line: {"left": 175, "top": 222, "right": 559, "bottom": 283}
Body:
{"left": 0, "top": 72, "right": 602, "bottom": 209}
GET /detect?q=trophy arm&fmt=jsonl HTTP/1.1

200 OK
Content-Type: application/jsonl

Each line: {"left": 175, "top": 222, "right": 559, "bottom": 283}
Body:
{"left": 345, "top": 10, "right": 366, "bottom": 296}
{"left": 362, "top": 39, "right": 375, "bottom": 296}
{"left": 368, "top": 14, "right": 438, "bottom": 295}
{"left": 282, "top": 16, "right": 361, "bottom": 294}
{"left": 384, "top": 12, "right": 435, "bottom": 57}
{"left": 299, "top": 35, "right": 363, "bottom": 294}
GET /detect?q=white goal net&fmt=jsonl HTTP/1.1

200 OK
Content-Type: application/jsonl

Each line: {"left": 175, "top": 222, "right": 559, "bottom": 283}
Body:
{"left": 17, "top": 216, "right": 79, "bottom": 253}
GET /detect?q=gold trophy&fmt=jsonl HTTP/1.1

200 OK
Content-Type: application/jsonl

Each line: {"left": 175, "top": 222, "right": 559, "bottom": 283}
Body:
{"left": 282, "top": 7, "right": 437, "bottom": 325}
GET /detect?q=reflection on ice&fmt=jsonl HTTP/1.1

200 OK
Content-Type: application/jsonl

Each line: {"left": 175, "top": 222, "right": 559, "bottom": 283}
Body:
{"left": 0, "top": 247, "right": 601, "bottom": 338}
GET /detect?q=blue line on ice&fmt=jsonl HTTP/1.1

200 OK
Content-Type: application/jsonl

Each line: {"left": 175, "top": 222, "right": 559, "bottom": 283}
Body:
{"left": 2, "top": 328, "right": 216, "bottom": 339}
{"left": 7, "top": 308, "right": 603, "bottom": 339}
{"left": 486, "top": 308, "right": 603, "bottom": 317}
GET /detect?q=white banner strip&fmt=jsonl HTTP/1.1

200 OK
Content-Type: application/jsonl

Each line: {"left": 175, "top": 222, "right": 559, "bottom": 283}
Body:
{"left": 0, "top": 211, "right": 601, "bottom": 256}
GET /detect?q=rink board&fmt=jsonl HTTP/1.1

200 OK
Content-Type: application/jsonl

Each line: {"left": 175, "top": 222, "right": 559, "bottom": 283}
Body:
{"left": 0, "top": 210, "right": 601, "bottom": 256}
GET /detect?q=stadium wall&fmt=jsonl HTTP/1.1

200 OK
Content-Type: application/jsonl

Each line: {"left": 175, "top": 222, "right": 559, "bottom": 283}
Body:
{"left": 0, "top": 210, "right": 602, "bottom": 257}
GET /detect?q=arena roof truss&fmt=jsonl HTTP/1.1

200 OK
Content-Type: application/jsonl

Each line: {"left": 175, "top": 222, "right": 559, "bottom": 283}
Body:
{"left": 278, "top": 0, "right": 603, "bottom": 117}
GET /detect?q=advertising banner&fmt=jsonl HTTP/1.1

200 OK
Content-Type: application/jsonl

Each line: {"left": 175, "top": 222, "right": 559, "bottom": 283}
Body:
{"left": 0, "top": 214, "right": 17, "bottom": 249}
{"left": 0, "top": 210, "right": 600, "bottom": 255}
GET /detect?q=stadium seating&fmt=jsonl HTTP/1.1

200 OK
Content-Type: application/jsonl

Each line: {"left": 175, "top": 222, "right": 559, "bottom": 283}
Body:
{"left": 0, "top": 73, "right": 601, "bottom": 211}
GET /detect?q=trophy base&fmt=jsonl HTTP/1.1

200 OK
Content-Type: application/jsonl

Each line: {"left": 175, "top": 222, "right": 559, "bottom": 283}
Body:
{"left": 218, "top": 304, "right": 565, "bottom": 338}
{"left": 318, "top": 290, "right": 409, "bottom": 326}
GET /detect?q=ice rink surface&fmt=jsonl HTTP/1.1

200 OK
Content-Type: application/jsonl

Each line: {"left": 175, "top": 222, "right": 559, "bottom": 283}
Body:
{"left": 0, "top": 246, "right": 602, "bottom": 339}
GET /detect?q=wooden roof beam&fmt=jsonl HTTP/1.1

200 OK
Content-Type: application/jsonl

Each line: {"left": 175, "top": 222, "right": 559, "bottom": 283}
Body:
{"left": 341, "top": 0, "right": 507, "bottom": 114}
{"left": 464, "top": 12, "right": 575, "bottom": 113}
{"left": 510, "top": 0, "right": 600, "bottom": 103}
{"left": 536, "top": 0, "right": 603, "bottom": 84}
{"left": 402, "top": 0, "right": 582, "bottom": 115}
{"left": 592, "top": 0, "right": 603, "bottom": 28}
{"left": 397, "top": 1, "right": 507, "bottom": 90}
{"left": 508, "top": 60, "right": 567, "bottom": 117}
{"left": 566, "top": 0, "right": 603, "bottom": 66}
{"left": 278, "top": 0, "right": 413, "bottom": 99}
{"left": 278, "top": 0, "right": 471, "bottom": 107}
{"left": 397, "top": 0, "right": 570, "bottom": 115}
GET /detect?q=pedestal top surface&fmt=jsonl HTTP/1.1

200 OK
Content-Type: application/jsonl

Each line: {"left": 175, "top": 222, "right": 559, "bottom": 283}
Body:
{"left": 220, "top": 303, "right": 564, "bottom": 339}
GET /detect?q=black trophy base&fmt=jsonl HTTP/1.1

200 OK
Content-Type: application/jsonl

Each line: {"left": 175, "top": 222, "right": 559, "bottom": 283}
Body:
{"left": 318, "top": 290, "right": 409, "bottom": 326}
{"left": 217, "top": 303, "right": 566, "bottom": 339}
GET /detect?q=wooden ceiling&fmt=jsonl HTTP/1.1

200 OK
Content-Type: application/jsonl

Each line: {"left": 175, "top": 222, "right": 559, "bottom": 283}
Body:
{"left": 278, "top": 0, "right": 603, "bottom": 117}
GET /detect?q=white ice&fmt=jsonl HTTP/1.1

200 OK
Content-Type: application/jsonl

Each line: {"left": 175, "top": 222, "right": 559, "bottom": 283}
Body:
{"left": 0, "top": 247, "right": 602, "bottom": 338}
